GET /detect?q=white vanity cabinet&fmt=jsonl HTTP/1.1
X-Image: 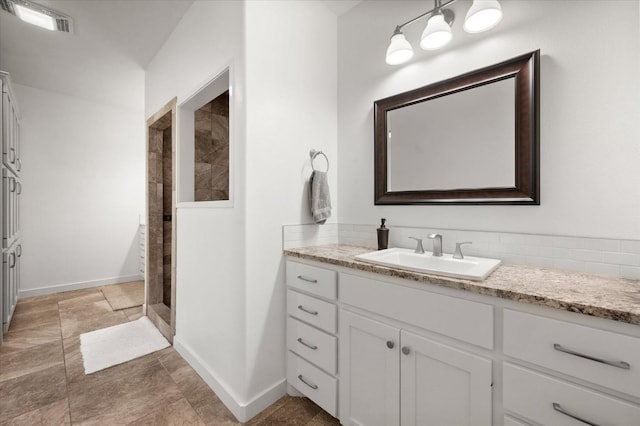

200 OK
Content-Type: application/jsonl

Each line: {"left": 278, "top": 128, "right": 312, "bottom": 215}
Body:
{"left": 503, "top": 310, "right": 640, "bottom": 425}
{"left": 339, "top": 273, "right": 493, "bottom": 426}
{"left": 284, "top": 254, "right": 640, "bottom": 426}
{"left": 285, "top": 260, "right": 339, "bottom": 417}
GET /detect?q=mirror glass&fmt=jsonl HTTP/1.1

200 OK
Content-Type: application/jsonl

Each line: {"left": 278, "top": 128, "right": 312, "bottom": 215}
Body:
{"left": 374, "top": 50, "right": 539, "bottom": 205}
{"left": 387, "top": 78, "right": 515, "bottom": 191}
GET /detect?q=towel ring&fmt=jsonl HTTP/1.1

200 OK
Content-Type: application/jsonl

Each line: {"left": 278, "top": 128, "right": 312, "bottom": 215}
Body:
{"left": 310, "top": 149, "right": 329, "bottom": 172}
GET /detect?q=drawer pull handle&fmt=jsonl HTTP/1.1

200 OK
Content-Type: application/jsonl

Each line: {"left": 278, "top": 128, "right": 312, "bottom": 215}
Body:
{"left": 297, "top": 305, "right": 318, "bottom": 316}
{"left": 553, "top": 343, "right": 630, "bottom": 370}
{"left": 297, "top": 374, "right": 318, "bottom": 390}
{"left": 553, "top": 402, "right": 600, "bottom": 426}
{"left": 297, "top": 275, "right": 318, "bottom": 283}
{"left": 297, "top": 338, "right": 318, "bottom": 350}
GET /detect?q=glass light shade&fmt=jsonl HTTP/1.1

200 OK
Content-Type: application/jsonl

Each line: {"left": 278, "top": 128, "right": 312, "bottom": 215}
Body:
{"left": 14, "top": 4, "right": 56, "bottom": 30}
{"left": 464, "top": 0, "right": 503, "bottom": 33}
{"left": 386, "top": 32, "right": 414, "bottom": 65}
{"left": 420, "top": 14, "right": 452, "bottom": 50}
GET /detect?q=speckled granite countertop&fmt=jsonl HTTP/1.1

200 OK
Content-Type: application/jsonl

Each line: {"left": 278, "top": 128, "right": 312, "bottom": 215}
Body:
{"left": 284, "top": 244, "right": 640, "bottom": 326}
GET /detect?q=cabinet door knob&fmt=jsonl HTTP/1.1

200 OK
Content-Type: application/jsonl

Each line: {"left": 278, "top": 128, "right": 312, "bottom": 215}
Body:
{"left": 401, "top": 346, "right": 410, "bottom": 355}
{"left": 386, "top": 340, "right": 395, "bottom": 349}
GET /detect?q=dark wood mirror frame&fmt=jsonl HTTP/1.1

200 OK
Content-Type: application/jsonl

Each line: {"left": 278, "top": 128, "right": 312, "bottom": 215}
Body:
{"left": 374, "top": 50, "right": 540, "bottom": 205}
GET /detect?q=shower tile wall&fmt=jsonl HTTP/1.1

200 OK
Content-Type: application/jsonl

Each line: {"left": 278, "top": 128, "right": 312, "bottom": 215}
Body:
{"left": 194, "top": 91, "right": 229, "bottom": 201}
{"left": 148, "top": 126, "right": 165, "bottom": 308}
{"left": 163, "top": 127, "right": 172, "bottom": 307}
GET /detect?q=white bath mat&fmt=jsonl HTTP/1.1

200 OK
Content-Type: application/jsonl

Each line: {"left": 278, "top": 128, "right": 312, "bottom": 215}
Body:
{"left": 80, "top": 316, "right": 170, "bottom": 374}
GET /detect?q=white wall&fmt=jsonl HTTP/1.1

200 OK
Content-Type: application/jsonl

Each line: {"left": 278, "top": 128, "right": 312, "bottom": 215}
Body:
{"left": 244, "top": 0, "right": 337, "bottom": 401}
{"left": 14, "top": 83, "right": 145, "bottom": 296}
{"left": 145, "top": 0, "right": 337, "bottom": 420}
{"left": 145, "top": 0, "right": 250, "bottom": 416}
{"left": 338, "top": 0, "right": 640, "bottom": 240}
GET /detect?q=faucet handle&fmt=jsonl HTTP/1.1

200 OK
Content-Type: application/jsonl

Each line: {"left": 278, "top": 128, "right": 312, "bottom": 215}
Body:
{"left": 453, "top": 242, "right": 472, "bottom": 259}
{"left": 408, "top": 237, "right": 425, "bottom": 254}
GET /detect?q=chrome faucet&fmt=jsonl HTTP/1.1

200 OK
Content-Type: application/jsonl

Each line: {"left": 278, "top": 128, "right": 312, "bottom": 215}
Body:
{"left": 428, "top": 234, "right": 443, "bottom": 257}
{"left": 408, "top": 237, "right": 425, "bottom": 254}
{"left": 453, "top": 242, "right": 472, "bottom": 259}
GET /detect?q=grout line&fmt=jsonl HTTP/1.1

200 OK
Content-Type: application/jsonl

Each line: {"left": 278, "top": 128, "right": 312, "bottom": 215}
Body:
{"left": 58, "top": 299, "right": 74, "bottom": 424}
{"left": 156, "top": 350, "right": 207, "bottom": 424}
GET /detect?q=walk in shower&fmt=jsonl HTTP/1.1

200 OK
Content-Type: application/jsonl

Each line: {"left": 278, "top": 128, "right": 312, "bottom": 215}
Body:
{"left": 146, "top": 98, "right": 176, "bottom": 342}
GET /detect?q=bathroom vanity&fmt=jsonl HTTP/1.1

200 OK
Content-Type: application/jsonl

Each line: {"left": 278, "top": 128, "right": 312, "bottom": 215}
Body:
{"left": 284, "top": 245, "right": 640, "bottom": 426}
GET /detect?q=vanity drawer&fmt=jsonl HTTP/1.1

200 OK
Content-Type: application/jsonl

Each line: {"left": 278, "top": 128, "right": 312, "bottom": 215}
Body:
{"left": 503, "top": 309, "right": 640, "bottom": 398}
{"left": 340, "top": 273, "right": 494, "bottom": 349}
{"left": 504, "top": 363, "right": 640, "bottom": 426}
{"left": 287, "top": 289, "right": 337, "bottom": 334}
{"left": 287, "top": 317, "right": 337, "bottom": 375}
{"left": 287, "top": 351, "right": 337, "bottom": 417}
{"left": 286, "top": 261, "right": 337, "bottom": 300}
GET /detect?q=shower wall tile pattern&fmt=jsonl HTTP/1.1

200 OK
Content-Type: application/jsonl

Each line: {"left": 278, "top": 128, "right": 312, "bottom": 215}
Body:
{"left": 162, "top": 127, "right": 172, "bottom": 307}
{"left": 194, "top": 91, "right": 229, "bottom": 201}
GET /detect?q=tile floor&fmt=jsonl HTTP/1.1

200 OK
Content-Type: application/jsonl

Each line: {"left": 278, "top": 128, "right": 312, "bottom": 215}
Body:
{"left": 0, "top": 285, "right": 340, "bottom": 425}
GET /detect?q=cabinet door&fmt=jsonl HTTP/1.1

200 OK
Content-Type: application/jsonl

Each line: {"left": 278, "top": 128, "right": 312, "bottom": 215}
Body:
{"left": 2, "top": 93, "right": 17, "bottom": 170}
{"left": 15, "top": 177, "right": 20, "bottom": 235}
{"left": 2, "top": 246, "right": 17, "bottom": 326}
{"left": 400, "top": 331, "right": 492, "bottom": 426}
{"left": 340, "top": 310, "right": 400, "bottom": 426}
{"left": 14, "top": 243, "right": 21, "bottom": 308}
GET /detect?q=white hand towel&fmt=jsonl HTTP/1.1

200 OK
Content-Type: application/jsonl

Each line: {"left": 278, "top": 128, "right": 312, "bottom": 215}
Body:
{"left": 309, "top": 171, "right": 331, "bottom": 224}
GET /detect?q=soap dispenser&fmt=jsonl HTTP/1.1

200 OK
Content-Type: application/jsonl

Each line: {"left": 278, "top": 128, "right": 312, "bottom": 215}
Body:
{"left": 377, "top": 218, "right": 389, "bottom": 250}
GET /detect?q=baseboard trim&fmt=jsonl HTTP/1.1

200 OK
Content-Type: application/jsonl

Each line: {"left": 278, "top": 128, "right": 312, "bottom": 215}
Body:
{"left": 173, "top": 336, "right": 286, "bottom": 422}
{"left": 18, "top": 274, "right": 142, "bottom": 298}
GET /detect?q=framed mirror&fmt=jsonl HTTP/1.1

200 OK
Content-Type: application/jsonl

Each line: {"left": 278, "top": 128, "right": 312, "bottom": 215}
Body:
{"left": 374, "top": 50, "right": 540, "bottom": 205}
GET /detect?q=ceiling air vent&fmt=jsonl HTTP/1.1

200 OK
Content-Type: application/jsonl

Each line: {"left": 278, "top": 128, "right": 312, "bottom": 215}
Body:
{"left": 0, "top": 0, "right": 74, "bottom": 34}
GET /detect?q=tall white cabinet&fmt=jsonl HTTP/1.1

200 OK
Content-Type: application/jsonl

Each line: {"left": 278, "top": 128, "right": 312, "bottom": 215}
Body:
{"left": 1, "top": 71, "right": 22, "bottom": 343}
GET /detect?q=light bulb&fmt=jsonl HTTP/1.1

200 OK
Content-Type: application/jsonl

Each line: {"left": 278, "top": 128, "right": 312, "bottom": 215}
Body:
{"left": 420, "top": 13, "right": 452, "bottom": 50}
{"left": 386, "top": 32, "right": 414, "bottom": 65}
{"left": 464, "top": 0, "right": 503, "bottom": 33}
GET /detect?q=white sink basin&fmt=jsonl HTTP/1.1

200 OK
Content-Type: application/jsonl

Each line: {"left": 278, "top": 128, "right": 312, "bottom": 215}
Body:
{"left": 355, "top": 248, "right": 501, "bottom": 281}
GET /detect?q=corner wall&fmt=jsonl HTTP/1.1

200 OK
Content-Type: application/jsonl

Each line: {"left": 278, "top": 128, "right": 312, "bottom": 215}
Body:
{"left": 337, "top": 0, "right": 640, "bottom": 240}
{"left": 144, "top": 0, "right": 338, "bottom": 420}
{"left": 144, "top": 0, "right": 250, "bottom": 418}
{"left": 244, "top": 0, "right": 338, "bottom": 405}
{"left": 15, "top": 83, "right": 145, "bottom": 296}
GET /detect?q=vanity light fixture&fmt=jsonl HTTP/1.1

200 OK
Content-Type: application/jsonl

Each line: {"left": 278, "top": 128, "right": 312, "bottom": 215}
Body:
{"left": 0, "top": 0, "right": 74, "bottom": 33}
{"left": 385, "top": 0, "right": 503, "bottom": 65}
